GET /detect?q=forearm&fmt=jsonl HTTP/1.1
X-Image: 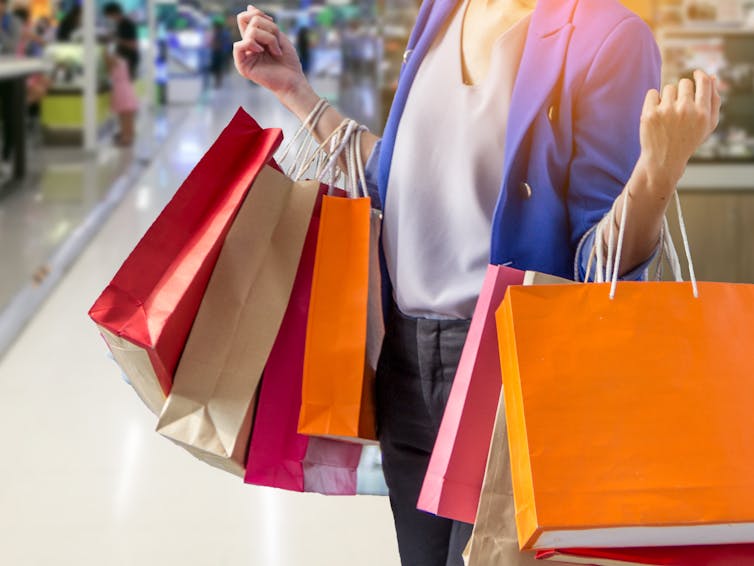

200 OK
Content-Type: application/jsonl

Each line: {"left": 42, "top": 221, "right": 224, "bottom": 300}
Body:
{"left": 277, "top": 80, "right": 379, "bottom": 167}
{"left": 608, "top": 157, "right": 674, "bottom": 276}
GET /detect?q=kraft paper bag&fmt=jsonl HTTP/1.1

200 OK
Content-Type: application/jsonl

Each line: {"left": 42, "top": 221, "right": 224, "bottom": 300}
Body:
{"left": 463, "top": 393, "right": 544, "bottom": 566}
{"left": 419, "top": 266, "right": 571, "bottom": 523}
{"left": 157, "top": 165, "right": 319, "bottom": 476}
{"left": 89, "top": 108, "right": 281, "bottom": 415}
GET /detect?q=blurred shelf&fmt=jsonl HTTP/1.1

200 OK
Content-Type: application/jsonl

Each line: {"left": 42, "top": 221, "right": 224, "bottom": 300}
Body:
{"left": 660, "top": 25, "right": 754, "bottom": 37}
{"left": 678, "top": 163, "right": 754, "bottom": 190}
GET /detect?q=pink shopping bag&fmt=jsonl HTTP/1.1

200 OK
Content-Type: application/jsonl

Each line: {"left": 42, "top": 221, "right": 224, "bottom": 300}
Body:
{"left": 244, "top": 186, "right": 362, "bottom": 494}
{"left": 418, "top": 265, "right": 569, "bottom": 523}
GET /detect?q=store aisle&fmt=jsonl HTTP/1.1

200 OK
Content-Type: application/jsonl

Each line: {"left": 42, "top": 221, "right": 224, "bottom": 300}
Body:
{"left": 0, "top": 78, "right": 400, "bottom": 566}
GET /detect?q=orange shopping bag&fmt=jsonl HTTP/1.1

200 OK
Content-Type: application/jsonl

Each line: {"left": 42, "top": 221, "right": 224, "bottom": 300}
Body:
{"left": 298, "top": 124, "right": 381, "bottom": 443}
{"left": 495, "top": 195, "right": 754, "bottom": 551}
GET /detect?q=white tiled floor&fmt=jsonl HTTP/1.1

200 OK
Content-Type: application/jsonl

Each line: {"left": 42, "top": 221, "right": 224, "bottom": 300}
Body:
{"left": 0, "top": 78, "right": 400, "bottom": 566}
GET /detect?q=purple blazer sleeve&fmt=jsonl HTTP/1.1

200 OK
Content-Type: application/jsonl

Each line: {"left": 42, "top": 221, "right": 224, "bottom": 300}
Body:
{"left": 570, "top": 16, "right": 662, "bottom": 282}
{"left": 364, "top": 138, "right": 383, "bottom": 209}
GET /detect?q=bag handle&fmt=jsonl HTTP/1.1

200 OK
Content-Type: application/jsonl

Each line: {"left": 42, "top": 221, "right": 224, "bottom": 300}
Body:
{"left": 277, "top": 98, "right": 329, "bottom": 176}
{"left": 277, "top": 100, "right": 370, "bottom": 199}
{"left": 589, "top": 190, "right": 698, "bottom": 299}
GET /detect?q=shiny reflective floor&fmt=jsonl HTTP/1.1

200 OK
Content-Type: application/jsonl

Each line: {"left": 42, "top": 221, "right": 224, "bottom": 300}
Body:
{"left": 0, "top": 75, "right": 400, "bottom": 565}
{"left": 0, "top": 106, "right": 186, "bottom": 312}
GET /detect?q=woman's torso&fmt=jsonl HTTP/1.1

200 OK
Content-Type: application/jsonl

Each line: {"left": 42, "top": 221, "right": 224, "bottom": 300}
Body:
{"left": 383, "top": 2, "right": 531, "bottom": 319}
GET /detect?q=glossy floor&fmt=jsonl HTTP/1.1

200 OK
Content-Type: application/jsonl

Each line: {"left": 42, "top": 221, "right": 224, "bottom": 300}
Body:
{"left": 0, "top": 77, "right": 400, "bottom": 565}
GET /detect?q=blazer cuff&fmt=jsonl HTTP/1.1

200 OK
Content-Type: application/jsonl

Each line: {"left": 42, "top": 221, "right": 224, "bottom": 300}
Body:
{"left": 364, "top": 138, "right": 383, "bottom": 210}
{"left": 575, "top": 223, "right": 659, "bottom": 283}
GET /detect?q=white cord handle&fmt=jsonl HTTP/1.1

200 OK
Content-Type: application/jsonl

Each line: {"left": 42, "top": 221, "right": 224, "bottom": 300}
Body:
{"left": 277, "top": 98, "right": 329, "bottom": 177}
{"left": 594, "top": 189, "right": 698, "bottom": 299}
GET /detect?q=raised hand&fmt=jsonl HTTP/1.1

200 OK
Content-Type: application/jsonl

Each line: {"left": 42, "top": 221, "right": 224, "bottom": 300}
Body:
{"left": 638, "top": 70, "right": 722, "bottom": 195}
{"left": 233, "top": 5, "right": 306, "bottom": 97}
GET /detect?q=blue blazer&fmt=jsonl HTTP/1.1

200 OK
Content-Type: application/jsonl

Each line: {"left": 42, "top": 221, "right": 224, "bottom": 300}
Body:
{"left": 364, "top": 0, "right": 662, "bottom": 285}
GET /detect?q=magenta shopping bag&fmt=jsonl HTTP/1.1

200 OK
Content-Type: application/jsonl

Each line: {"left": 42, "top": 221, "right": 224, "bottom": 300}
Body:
{"left": 418, "top": 265, "right": 570, "bottom": 523}
{"left": 244, "top": 186, "right": 362, "bottom": 494}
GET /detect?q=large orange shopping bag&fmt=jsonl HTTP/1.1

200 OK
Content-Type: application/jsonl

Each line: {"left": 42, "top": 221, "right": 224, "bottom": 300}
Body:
{"left": 244, "top": 183, "right": 363, "bottom": 493}
{"left": 89, "top": 108, "right": 281, "bottom": 415}
{"left": 418, "top": 266, "right": 569, "bottom": 523}
{"left": 495, "top": 261, "right": 754, "bottom": 549}
{"left": 298, "top": 125, "right": 382, "bottom": 444}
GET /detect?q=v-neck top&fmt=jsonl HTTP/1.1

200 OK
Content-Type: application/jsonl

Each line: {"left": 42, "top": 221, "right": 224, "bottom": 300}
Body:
{"left": 383, "top": 4, "right": 531, "bottom": 319}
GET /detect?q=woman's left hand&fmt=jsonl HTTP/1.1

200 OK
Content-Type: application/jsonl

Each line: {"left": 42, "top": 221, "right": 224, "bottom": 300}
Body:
{"left": 637, "top": 70, "right": 721, "bottom": 198}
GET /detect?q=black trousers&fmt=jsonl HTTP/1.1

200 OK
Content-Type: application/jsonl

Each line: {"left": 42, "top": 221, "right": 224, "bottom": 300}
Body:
{"left": 376, "top": 302, "right": 473, "bottom": 566}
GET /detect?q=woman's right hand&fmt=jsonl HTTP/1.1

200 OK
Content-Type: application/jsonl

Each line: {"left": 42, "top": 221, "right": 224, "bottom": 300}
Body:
{"left": 233, "top": 5, "right": 307, "bottom": 99}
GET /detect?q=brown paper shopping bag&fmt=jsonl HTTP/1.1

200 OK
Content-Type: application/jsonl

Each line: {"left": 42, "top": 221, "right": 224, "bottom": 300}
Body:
{"left": 463, "top": 392, "right": 544, "bottom": 566}
{"left": 156, "top": 165, "right": 320, "bottom": 476}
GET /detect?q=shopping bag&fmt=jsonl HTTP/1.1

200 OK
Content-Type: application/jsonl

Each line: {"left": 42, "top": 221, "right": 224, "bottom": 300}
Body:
{"left": 536, "top": 545, "right": 754, "bottom": 565}
{"left": 244, "top": 183, "right": 363, "bottom": 494}
{"left": 496, "top": 221, "right": 754, "bottom": 552}
{"left": 463, "top": 392, "right": 543, "bottom": 566}
{"left": 419, "top": 266, "right": 570, "bottom": 523}
{"left": 156, "top": 165, "right": 320, "bottom": 476}
{"left": 297, "top": 126, "right": 382, "bottom": 444}
{"left": 89, "top": 108, "right": 281, "bottom": 415}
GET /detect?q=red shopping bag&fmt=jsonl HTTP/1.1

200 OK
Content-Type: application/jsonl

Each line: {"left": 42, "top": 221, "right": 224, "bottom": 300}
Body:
{"left": 89, "top": 108, "right": 281, "bottom": 414}
{"left": 418, "top": 265, "right": 570, "bottom": 524}
{"left": 536, "top": 545, "right": 754, "bottom": 565}
{"left": 245, "top": 185, "right": 363, "bottom": 493}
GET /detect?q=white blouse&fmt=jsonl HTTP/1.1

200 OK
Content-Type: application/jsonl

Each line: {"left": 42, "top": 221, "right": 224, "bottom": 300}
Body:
{"left": 382, "top": 4, "right": 531, "bottom": 319}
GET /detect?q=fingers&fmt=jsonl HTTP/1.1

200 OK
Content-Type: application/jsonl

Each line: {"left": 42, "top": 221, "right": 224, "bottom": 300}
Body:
{"left": 711, "top": 76, "right": 722, "bottom": 129}
{"left": 660, "top": 84, "right": 677, "bottom": 109}
{"left": 678, "top": 77, "right": 695, "bottom": 104}
{"left": 236, "top": 5, "right": 273, "bottom": 36}
{"left": 693, "top": 69, "right": 712, "bottom": 111}
{"left": 244, "top": 25, "right": 282, "bottom": 57}
{"left": 235, "top": 38, "right": 262, "bottom": 58}
{"left": 642, "top": 88, "right": 660, "bottom": 116}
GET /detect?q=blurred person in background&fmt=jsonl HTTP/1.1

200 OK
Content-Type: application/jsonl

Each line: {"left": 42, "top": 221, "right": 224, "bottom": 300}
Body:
{"left": 104, "top": 45, "right": 138, "bottom": 146}
{"left": 296, "top": 25, "right": 310, "bottom": 76}
{"left": 11, "top": 6, "right": 51, "bottom": 120}
{"left": 209, "top": 18, "right": 232, "bottom": 88}
{"left": 103, "top": 1, "right": 139, "bottom": 80}
{"left": 103, "top": 2, "right": 139, "bottom": 145}
{"left": 13, "top": 6, "right": 45, "bottom": 56}
{"left": 233, "top": 0, "right": 722, "bottom": 564}
{"left": 0, "top": 0, "right": 20, "bottom": 180}
{"left": 34, "top": 15, "right": 55, "bottom": 44}
{"left": 0, "top": 0, "right": 20, "bottom": 54}
{"left": 55, "top": 3, "right": 80, "bottom": 42}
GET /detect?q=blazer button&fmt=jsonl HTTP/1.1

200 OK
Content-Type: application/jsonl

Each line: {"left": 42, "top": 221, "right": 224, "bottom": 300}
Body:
{"left": 520, "top": 182, "right": 533, "bottom": 200}
{"left": 403, "top": 49, "right": 413, "bottom": 64}
{"left": 547, "top": 104, "right": 556, "bottom": 122}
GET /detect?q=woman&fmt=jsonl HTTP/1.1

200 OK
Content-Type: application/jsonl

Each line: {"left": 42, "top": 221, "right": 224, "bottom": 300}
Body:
{"left": 233, "top": 1, "right": 720, "bottom": 564}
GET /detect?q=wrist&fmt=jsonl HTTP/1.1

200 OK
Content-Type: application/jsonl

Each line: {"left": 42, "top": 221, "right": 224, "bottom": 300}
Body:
{"left": 277, "top": 78, "right": 318, "bottom": 119}
{"left": 634, "top": 154, "right": 681, "bottom": 202}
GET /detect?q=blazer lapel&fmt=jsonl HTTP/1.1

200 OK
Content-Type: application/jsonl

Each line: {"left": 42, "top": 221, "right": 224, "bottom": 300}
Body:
{"left": 500, "top": 0, "right": 578, "bottom": 192}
